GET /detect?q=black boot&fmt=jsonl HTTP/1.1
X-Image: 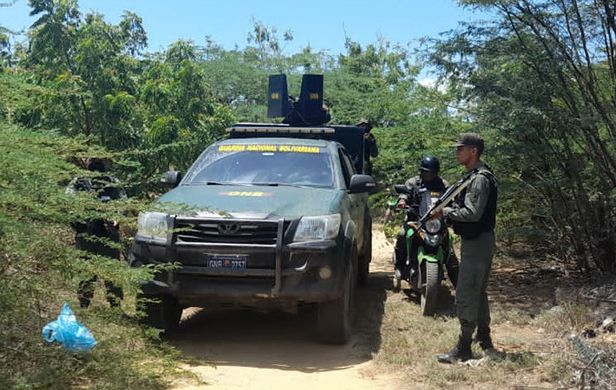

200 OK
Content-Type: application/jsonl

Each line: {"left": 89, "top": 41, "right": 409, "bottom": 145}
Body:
{"left": 475, "top": 323, "right": 494, "bottom": 350}
{"left": 437, "top": 334, "right": 473, "bottom": 364}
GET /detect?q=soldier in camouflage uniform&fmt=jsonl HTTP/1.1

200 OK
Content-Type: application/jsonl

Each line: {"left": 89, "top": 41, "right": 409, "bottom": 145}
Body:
{"left": 435, "top": 133, "right": 498, "bottom": 364}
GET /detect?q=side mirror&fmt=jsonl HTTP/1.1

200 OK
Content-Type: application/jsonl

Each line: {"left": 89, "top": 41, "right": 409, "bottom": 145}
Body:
{"left": 161, "top": 171, "right": 182, "bottom": 189}
{"left": 349, "top": 174, "right": 376, "bottom": 194}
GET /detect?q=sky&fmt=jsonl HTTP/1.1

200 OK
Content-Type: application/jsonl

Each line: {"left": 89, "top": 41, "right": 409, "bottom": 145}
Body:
{"left": 1, "top": 0, "right": 490, "bottom": 56}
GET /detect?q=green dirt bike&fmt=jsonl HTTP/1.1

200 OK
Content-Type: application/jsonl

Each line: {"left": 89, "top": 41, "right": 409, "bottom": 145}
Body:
{"left": 387, "top": 185, "right": 459, "bottom": 316}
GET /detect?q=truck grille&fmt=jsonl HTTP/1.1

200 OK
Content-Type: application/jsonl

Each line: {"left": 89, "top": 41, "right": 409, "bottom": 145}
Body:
{"left": 174, "top": 219, "right": 290, "bottom": 245}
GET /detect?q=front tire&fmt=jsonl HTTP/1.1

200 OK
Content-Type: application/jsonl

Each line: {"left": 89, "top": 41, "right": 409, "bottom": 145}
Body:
{"left": 420, "top": 261, "right": 439, "bottom": 316}
{"left": 317, "top": 256, "right": 355, "bottom": 344}
{"left": 139, "top": 294, "right": 182, "bottom": 335}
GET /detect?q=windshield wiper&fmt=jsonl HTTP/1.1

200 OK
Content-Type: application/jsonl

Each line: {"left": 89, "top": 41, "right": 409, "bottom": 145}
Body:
{"left": 251, "top": 183, "right": 317, "bottom": 188}
{"left": 251, "top": 182, "right": 280, "bottom": 187}
{"left": 192, "top": 182, "right": 314, "bottom": 188}
{"left": 187, "top": 181, "right": 232, "bottom": 186}
{"left": 193, "top": 182, "right": 254, "bottom": 186}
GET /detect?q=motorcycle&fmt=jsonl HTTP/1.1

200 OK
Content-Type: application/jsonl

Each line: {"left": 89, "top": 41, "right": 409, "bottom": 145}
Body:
{"left": 387, "top": 185, "right": 459, "bottom": 316}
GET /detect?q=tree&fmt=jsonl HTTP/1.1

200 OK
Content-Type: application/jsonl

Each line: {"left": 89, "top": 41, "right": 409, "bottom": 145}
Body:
{"left": 0, "top": 1, "right": 15, "bottom": 69}
{"left": 430, "top": 0, "right": 616, "bottom": 273}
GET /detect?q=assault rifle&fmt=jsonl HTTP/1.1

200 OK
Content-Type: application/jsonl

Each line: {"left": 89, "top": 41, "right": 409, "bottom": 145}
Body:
{"left": 418, "top": 170, "right": 480, "bottom": 226}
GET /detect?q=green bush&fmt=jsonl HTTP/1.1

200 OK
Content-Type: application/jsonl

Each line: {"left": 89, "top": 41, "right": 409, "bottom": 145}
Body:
{"left": 0, "top": 122, "right": 185, "bottom": 389}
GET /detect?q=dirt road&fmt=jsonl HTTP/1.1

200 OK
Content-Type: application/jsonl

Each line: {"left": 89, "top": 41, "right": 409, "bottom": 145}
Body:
{"left": 170, "top": 228, "right": 398, "bottom": 390}
{"left": 166, "top": 225, "right": 587, "bottom": 389}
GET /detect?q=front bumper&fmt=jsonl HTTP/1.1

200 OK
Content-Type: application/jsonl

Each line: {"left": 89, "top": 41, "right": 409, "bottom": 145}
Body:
{"left": 131, "top": 217, "right": 346, "bottom": 306}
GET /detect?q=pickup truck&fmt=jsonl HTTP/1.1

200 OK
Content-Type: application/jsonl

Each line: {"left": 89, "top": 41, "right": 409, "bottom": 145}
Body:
{"left": 132, "top": 125, "right": 374, "bottom": 343}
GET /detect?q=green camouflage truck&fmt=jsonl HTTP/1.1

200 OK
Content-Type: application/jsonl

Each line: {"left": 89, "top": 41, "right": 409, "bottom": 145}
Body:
{"left": 131, "top": 75, "right": 375, "bottom": 344}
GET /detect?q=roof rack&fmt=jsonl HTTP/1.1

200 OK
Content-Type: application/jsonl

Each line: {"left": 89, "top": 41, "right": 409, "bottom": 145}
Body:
{"left": 226, "top": 125, "right": 335, "bottom": 134}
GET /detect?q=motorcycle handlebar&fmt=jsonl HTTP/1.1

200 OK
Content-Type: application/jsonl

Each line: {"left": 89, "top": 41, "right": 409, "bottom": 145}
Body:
{"left": 392, "top": 184, "right": 411, "bottom": 195}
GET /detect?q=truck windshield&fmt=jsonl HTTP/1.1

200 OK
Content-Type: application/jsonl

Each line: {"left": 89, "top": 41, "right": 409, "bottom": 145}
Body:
{"left": 184, "top": 144, "right": 335, "bottom": 188}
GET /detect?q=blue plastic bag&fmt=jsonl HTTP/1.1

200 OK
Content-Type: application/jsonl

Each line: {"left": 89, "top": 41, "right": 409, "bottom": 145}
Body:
{"left": 42, "top": 303, "right": 97, "bottom": 352}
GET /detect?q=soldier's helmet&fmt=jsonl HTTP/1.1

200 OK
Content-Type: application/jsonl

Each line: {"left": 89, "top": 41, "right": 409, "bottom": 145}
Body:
{"left": 420, "top": 156, "right": 440, "bottom": 173}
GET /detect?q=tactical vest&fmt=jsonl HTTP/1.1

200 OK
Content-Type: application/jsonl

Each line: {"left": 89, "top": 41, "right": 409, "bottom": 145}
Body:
{"left": 452, "top": 167, "right": 497, "bottom": 240}
{"left": 405, "top": 176, "right": 448, "bottom": 193}
{"left": 405, "top": 176, "right": 448, "bottom": 207}
{"left": 423, "top": 176, "right": 447, "bottom": 193}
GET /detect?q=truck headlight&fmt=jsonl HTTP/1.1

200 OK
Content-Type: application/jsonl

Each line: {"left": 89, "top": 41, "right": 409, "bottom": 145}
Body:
{"left": 425, "top": 218, "right": 442, "bottom": 234}
{"left": 293, "top": 214, "right": 341, "bottom": 242}
{"left": 136, "top": 212, "right": 169, "bottom": 241}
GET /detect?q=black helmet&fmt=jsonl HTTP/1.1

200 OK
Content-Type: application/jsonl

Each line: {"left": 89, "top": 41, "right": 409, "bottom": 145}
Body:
{"left": 420, "top": 156, "right": 440, "bottom": 173}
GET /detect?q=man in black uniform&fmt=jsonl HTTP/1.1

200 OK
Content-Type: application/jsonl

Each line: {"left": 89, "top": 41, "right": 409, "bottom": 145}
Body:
{"left": 436, "top": 133, "right": 498, "bottom": 363}
{"left": 393, "top": 156, "right": 452, "bottom": 282}
{"left": 67, "top": 158, "right": 126, "bottom": 308}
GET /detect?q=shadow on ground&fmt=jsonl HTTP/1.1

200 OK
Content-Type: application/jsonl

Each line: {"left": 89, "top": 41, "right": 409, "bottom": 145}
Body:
{"left": 401, "top": 283, "right": 457, "bottom": 318}
{"left": 489, "top": 257, "right": 560, "bottom": 316}
{"left": 167, "top": 270, "right": 390, "bottom": 373}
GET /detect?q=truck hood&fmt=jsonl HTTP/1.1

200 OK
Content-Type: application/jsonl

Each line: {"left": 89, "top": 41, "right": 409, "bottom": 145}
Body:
{"left": 156, "top": 184, "right": 342, "bottom": 219}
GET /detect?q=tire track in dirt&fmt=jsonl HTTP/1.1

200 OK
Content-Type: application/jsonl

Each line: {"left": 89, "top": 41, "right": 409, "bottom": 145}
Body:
{"left": 170, "top": 226, "right": 398, "bottom": 390}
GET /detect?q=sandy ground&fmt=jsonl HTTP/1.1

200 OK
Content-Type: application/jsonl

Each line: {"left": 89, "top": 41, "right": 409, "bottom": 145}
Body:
{"left": 164, "top": 225, "right": 603, "bottom": 389}
{"left": 170, "top": 227, "right": 398, "bottom": 390}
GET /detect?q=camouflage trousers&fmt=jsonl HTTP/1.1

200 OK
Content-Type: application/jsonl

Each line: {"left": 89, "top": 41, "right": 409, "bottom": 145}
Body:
{"left": 456, "top": 231, "right": 496, "bottom": 329}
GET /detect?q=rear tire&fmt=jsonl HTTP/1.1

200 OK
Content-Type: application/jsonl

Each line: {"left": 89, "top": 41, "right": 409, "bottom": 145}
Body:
{"left": 139, "top": 294, "right": 182, "bottom": 335}
{"left": 358, "top": 228, "right": 372, "bottom": 286}
{"left": 317, "top": 255, "right": 355, "bottom": 344}
{"left": 420, "top": 262, "right": 439, "bottom": 316}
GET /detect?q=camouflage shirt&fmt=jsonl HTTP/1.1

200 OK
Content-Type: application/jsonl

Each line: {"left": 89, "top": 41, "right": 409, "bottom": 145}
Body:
{"left": 443, "top": 162, "right": 494, "bottom": 223}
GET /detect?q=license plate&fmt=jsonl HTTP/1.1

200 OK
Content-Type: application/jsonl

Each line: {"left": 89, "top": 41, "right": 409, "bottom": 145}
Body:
{"left": 207, "top": 254, "right": 247, "bottom": 269}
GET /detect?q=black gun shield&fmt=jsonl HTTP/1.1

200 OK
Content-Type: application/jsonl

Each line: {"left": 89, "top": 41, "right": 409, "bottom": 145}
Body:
{"left": 267, "top": 74, "right": 291, "bottom": 118}
{"left": 298, "top": 74, "right": 324, "bottom": 120}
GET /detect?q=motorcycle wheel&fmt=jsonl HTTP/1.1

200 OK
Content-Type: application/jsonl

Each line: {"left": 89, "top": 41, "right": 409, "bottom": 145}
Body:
{"left": 420, "top": 261, "right": 439, "bottom": 316}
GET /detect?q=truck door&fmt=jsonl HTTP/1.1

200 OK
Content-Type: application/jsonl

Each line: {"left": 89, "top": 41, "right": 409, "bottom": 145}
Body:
{"left": 338, "top": 147, "right": 365, "bottom": 250}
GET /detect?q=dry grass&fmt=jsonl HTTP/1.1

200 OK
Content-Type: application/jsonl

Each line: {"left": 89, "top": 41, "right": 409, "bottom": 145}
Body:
{"left": 363, "top": 230, "right": 613, "bottom": 389}
{"left": 370, "top": 283, "right": 551, "bottom": 389}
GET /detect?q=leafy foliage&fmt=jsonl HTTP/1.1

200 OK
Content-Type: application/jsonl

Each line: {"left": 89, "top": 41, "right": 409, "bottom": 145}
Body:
{"left": 430, "top": 0, "right": 616, "bottom": 272}
{"left": 0, "top": 122, "right": 186, "bottom": 389}
{"left": 2, "top": 0, "right": 615, "bottom": 387}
